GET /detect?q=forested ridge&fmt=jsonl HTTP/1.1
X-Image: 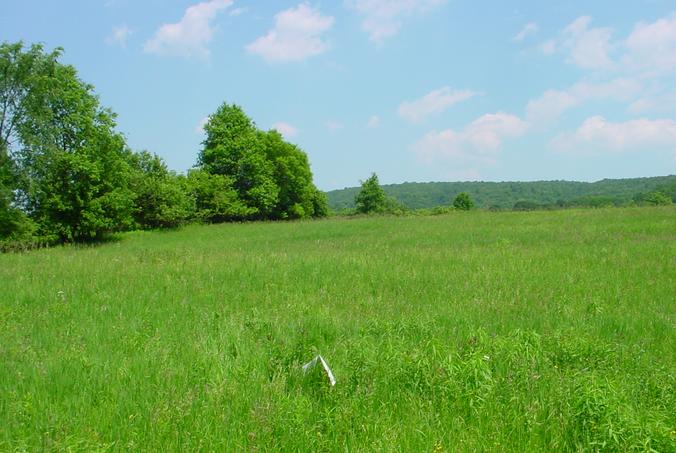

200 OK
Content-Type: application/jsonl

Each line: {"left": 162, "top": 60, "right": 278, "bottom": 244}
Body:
{"left": 327, "top": 176, "right": 676, "bottom": 210}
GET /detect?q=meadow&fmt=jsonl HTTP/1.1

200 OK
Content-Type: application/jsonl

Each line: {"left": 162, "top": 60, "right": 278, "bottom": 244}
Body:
{"left": 1, "top": 207, "right": 674, "bottom": 452}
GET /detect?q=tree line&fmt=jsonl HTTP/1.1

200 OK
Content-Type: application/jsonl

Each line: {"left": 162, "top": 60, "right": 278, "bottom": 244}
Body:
{"left": 353, "top": 173, "right": 475, "bottom": 214}
{"left": 0, "top": 42, "right": 327, "bottom": 251}
{"left": 330, "top": 176, "right": 675, "bottom": 212}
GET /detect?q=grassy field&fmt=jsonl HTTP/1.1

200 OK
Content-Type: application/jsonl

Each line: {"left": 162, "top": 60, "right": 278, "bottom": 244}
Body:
{"left": 1, "top": 207, "right": 674, "bottom": 451}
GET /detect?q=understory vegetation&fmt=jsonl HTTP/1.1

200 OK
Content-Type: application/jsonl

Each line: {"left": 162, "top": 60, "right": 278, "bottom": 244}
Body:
{"left": 1, "top": 207, "right": 674, "bottom": 451}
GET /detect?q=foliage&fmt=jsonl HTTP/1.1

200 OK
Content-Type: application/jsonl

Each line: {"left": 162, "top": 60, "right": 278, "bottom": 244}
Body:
{"left": 1, "top": 45, "right": 329, "bottom": 251}
{"left": 18, "top": 62, "right": 134, "bottom": 242}
{"left": 263, "top": 130, "right": 318, "bottom": 219}
{"left": 355, "top": 172, "right": 387, "bottom": 214}
{"left": 327, "top": 175, "right": 676, "bottom": 211}
{"left": 1, "top": 41, "right": 135, "bottom": 243}
{"left": 0, "top": 207, "right": 674, "bottom": 450}
{"left": 653, "top": 180, "right": 676, "bottom": 202}
{"left": 128, "top": 151, "right": 195, "bottom": 229}
{"left": 1, "top": 42, "right": 61, "bottom": 241}
{"left": 453, "top": 191, "right": 474, "bottom": 210}
{"left": 310, "top": 188, "right": 329, "bottom": 218}
{"left": 198, "top": 103, "right": 326, "bottom": 220}
{"left": 513, "top": 200, "right": 540, "bottom": 211}
{"left": 185, "top": 169, "right": 253, "bottom": 223}
{"left": 639, "top": 191, "right": 672, "bottom": 206}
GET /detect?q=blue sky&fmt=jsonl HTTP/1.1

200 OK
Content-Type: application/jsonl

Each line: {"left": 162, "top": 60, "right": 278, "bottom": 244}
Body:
{"left": 2, "top": 0, "right": 676, "bottom": 190}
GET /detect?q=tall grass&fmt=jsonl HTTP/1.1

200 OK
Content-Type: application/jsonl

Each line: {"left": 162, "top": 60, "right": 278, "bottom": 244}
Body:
{"left": 1, "top": 207, "right": 674, "bottom": 451}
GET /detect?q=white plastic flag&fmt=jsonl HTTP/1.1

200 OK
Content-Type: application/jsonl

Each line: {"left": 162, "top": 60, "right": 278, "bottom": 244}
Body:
{"left": 302, "top": 355, "right": 336, "bottom": 386}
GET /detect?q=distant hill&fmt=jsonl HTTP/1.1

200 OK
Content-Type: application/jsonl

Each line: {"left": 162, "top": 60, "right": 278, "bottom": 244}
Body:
{"left": 326, "top": 175, "right": 676, "bottom": 210}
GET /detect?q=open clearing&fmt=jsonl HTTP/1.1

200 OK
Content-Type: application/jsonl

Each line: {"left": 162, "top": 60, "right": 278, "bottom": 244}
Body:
{"left": 1, "top": 207, "right": 674, "bottom": 451}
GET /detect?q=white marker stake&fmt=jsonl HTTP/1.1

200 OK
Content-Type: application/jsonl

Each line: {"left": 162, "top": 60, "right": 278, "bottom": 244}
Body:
{"left": 302, "top": 355, "right": 336, "bottom": 386}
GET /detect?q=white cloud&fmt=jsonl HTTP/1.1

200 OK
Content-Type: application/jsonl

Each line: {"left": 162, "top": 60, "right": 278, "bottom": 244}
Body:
{"left": 526, "top": 78, "right": 642, "bottom": 123}
{"left": 551, "top": 116, "right": 676, "bottom": 152}
{"left": 229, "top": 7, "right": 247, "bottom": 16}
{"left": 325, "top": 120, "right": 344, "bottom": 131}
{"left": 144, "top": 0, "right": 232, "bottom": 59}
{"left": 624, "top": 14, "right": 676, "bottom": 74}
{"left": 539, "top": 16, "right": 614, "bottom": 69}
{"left": 271, "top": 121, "right": 298, "bottom": 138}
{"left": 106, "top": 25, "right": 132, "bottom": 47}
{"left": 246, "top": 4, "right": 334, "bottom": 63}
{"left": 627, "top": 91, "right": 676, "bottom": 114}
{"left": 540, "top": 40, "right": 557, "bottom": 55}
{"left": 412, "top": 112, "right": 529, "bottom": 163}
{"left": 367, "top": 115, "right": 381, "bottom": 128}
{"left": 514, "top": 22, "right": 538, "bottom": 42}
{"left": 562, "top": 16, "right": 614, "bottom": 70}
{"left": 398, "top": 87, "right": 477, "bottom": 123}
{"left": 345, "top": 0, "right": 445, "bottom": 45}
{"left": 195, "top": 116, "right": 209, "bottom": 134}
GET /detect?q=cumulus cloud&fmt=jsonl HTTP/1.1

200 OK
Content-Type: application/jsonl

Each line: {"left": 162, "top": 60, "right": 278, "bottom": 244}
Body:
{"left": 412, "top": 112, "right": 529, "bottom": 163}
{"left": 627, "top": 90, "right": 676, "bottom": 114}
{"left": 367, "top": 115, "right": 381, "bottom": 128}
{"left": 539, "top": 13, "right": 676, "bottom": 77}
{"left": 398, "top": 87, "right": 477, "bottom": 123}
{"left": 624, "top": 14, "right": 676, "bottom": 74}
{"left": 531, "top": 13, "right": 676, "bottom": 122}
{"left": 513, "top": 22, "right": 538, "bottom": 42}
{"left": 538, "top": 16, "right": 614, "bottom": 70}
{"left": 144, "top": 0, "right": 232, "bottom": 58}
{"left": 526, "top": 78, "right": 642, "bottom": 123}
{"left": 345, "top": 0, "right": 445, "bottom": 44}
{"left": 551, "top": 116, "right": 676, "bottom": 152}
{"left": 271, "top": 121, "right": 298, "bottom": 138}
{"left": 106, "top": 25, "right": 132, "bottom": 47}
{"left": 246, "top": 4, "right": 334, "bottom": 63}
{"left": 562, "top": 16, "right": 615, "bottom": 70}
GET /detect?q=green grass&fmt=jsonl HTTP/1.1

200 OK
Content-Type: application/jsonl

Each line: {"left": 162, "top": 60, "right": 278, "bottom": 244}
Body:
{"left": 1, "top": 207, "right": 674, "bottom": 451}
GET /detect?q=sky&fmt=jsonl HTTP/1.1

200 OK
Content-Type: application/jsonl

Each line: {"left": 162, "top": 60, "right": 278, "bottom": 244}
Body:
{"left": 2, "top": 0, "right": 676, "bottom": 190}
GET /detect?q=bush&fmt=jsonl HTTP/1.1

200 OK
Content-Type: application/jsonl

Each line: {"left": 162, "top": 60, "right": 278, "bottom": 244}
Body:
{"left": 355, "top": 173, "right": 387, "bottom": 214}
{"left": 128, "top": 151, "right": 194, "bottom": 229}
{"left": 453, "top": 192, "right": 474, "bottom": 211}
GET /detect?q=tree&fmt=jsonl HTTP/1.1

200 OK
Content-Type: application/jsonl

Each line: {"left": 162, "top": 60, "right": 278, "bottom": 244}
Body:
{"left": 453, "top": 192, "right": 474, "bottom": 211}
{"left": 2, "top": 41, "right": 135, "bottom": 243}
{"left": 642, "top": 191, "right": 671, "bottom": 206}
{"left": 185, "top": 169, "right": 253, "bottom": 223}
{"left": 197, "top": 102, "right": 326, "bottom": 220}
{"left": 198, "top": 103, "right": 278, "bottom": 219}
{"left": 128, "top": 151, "right": 194, "bottom": 229}
{"left": 1, "top": 42, "right": 62, "bottom": 242}
{"left": 355, "top": 173, "right": 386, "bottom": 214}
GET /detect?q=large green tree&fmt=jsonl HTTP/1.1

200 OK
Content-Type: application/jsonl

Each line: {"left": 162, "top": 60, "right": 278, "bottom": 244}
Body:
{"left": 1, "top": 41, "right": 135, "bottom": 243}
{"left": 199, "top": 104, "right": 278, "bottom": 218}
{"left": 197, "top": 102, "right": 327, "bottom": 220}
{"left": 0, "top": 42, "right": 59, "bottom": 241}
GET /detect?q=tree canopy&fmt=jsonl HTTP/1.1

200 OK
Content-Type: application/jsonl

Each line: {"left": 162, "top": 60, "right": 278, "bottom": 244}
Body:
{"left": 355, "top": 173, "right": 387, "bottom": 214}
{"left": 197, "top": 102, "right": 327, "bottom": 220}
{"left": 0, "top": 42, "right": 329, "bottom": 251}
{"left": 453, "top": 192, "right": 474, "bottom": 211}
{"left": 2, "top": 42, "right": 135, "bottom": 243}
